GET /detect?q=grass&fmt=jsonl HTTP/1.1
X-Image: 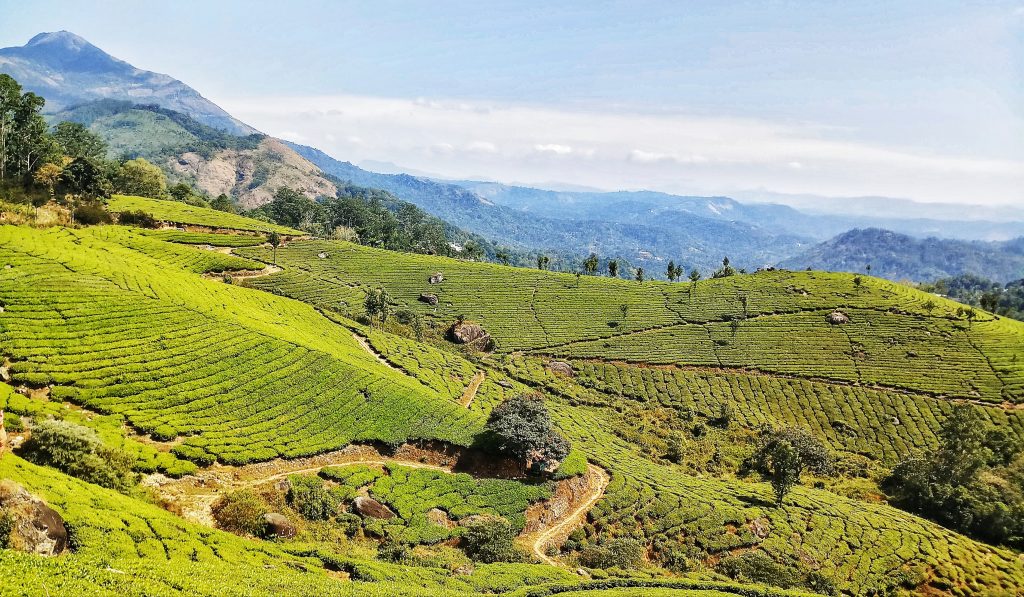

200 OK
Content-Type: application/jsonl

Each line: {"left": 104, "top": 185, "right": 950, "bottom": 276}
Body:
{"left": 107, "top": 195, "right": 303, "bottom": 235}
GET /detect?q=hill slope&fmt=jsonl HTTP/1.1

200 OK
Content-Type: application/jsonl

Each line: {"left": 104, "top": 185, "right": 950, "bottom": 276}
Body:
{"left": 781, "top": 228, "right": 1024, "bottom": 283}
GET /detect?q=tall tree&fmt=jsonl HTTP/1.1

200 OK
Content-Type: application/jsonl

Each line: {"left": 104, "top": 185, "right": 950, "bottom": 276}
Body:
{"left": 608, "top": 260, "right": 619, "bottom": 278}
{"left": 536, "top": 254, "right": 549, "bottom": 270}
{"left": 583, "top": 253, "right": 599, "bottom": 276}
{"left": 667, "top": 260, "right": 678, "bottom": 282}
{"left": 635, "top": 267, "right": 645, "bottom": 283}
{"left": 52, "top": 121, "right": 108, "bottom": 162}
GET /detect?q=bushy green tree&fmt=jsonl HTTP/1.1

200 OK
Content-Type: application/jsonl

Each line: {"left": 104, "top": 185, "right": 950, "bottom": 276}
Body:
{"left": 608, "top": 260, "right": 618, "bottom": 278}
{"left": 364, "top": 287, "right": 392, "bottom": 325}
{"left": 52, "top": 121, "right": 108, "bottom": 162}
{"left": 583, "top": 253, "right": 599, "bottom": 275}
{"left": 287, "top": 474, "right": 338, "bottom": 521}
{"left": 115, "top": 158, "right": 167, "bottom": 198}
{"left": 748, "top": 426, "right": 833, "bottom": 506}
{"left": 486, "top": 393, "right": 570, "bottom": 472}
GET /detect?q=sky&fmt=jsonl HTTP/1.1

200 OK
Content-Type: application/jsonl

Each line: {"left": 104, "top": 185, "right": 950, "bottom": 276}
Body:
{"left": 2, "top": 0, "right": 1023, "bottom": 205}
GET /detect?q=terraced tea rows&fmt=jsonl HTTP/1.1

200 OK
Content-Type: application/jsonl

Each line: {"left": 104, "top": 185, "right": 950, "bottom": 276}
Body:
{"left": 565, "top": 360, "right": 1024, "bottom": 463}
{"left": 142, "top": 229, "right": 268, "bottom": 247}
{"left": 547, "top": 401, "right": 1024, "bottom": 595}
{"left": 0, "top": 226, "right": 480, "bottom": 464}
{"left": 108, "top": 195, "right": 303, "bottom": 234}
{"left": 235, "top": 239, "right": 1024, "bottom": 402}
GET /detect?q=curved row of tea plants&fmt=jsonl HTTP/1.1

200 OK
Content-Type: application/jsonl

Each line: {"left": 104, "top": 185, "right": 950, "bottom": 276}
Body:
{"left": 108, "top": 194, "right": 303, "bottom": 235}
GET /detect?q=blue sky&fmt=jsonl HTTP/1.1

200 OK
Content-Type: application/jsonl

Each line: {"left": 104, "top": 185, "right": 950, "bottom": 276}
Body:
{"left": 2, "top": 0, "right": 1022, "bottom": 204}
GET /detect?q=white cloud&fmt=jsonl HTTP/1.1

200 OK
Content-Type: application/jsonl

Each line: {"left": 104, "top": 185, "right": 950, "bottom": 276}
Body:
{"left": 222, "top": 93, "right": 1024, "bottom": 205}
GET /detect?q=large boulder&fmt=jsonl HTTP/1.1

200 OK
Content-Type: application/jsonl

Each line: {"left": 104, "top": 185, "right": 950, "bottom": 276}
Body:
{"left": 262, "top": 513, "right": 296, "bottom": 539}
{"left": 352, "top": 496, "right": 395, "bottom": 520}
{"left": 546, "top": 361, "right": 575, "bottom": 377}
{"left": 449, "top": 321, "right": 491, "bottom": 349}
{"left": 0, "top": 480, "right": 68, "bottom": 556}
{"left": 419, "top": 293, "right": 439, "bottom": 306}
{"left": 428, "top": 272, "right": 445, "bottom": 284}
{"left": 826, "top": 311, "right": 850, "bottom": 325}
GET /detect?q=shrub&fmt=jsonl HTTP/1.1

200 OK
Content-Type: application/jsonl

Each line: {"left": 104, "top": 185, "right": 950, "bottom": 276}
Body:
{"left": 73, "top": 202, "right": 113, "bottom": 225}
{"left": 287, "top": 474, "right": 339, "bottom": 521}
{"left": 460, "top": 516, "right": 523, "bottom": 563}
{"left": 3, "top": 412, "right": 23, "bottom": 433}
{"left": 717, "top": 551, "right": 803, "bottom": 589}
{"left": 578, "top": 538, "right": 645, "bottom": 570}
{"left": 211, "top": 489, "right": 269, "bottom": 536}
{"left": 116, "top": 209, "right": 158, "bottom": 228}
{"left": 18, "top": 419, "right": 136, "bottom": 492}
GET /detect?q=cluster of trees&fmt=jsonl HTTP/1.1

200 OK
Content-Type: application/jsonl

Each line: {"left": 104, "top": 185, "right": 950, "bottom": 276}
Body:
{"left": 884, "top": 405, "right": 1024, "bottom": 548}
{"left": 0, "top": 73, "right": 219, "bottom": 217}
{"left": 920, "top": 274, "right": 1024, "bottom": 323}
{"left": 252, "top": 186, "right": 453, "bottom": 256}
{"left": 577, "top": 253, "right": 721, "bottom": 284}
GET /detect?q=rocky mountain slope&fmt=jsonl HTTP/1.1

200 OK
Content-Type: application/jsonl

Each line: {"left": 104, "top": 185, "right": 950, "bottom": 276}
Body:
{"left": 0, "top": 31, "right": 256, "bottom": 135}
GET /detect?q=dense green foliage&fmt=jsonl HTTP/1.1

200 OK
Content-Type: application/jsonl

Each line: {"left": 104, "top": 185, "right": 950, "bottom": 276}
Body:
{"left": 108, "top": 194, "right": 302, "bottom": 234}
{"left": 18, "top": 419, "right": 137, "bottom": 492}
{"left": 885, "top": 405, "right": 1024, "bottom": 548}
{"left": 921, "top": 273, "right": 1024, "bottom": 322}
{"left": 487, "top": 394, "right": 571, "bottom": 472}
{"left": 211, "top": 489, "right": 270, "bottom": 536}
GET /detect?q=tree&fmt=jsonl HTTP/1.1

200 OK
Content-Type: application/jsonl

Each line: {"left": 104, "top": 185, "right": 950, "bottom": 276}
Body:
{"left": 766, "top": 441, "right": 799, "bottom": 506}
{"left": 211, "top": 193, "right": 236, "bottom": 213}
{"left": 59, "top": 158, "right": 110, "bottom": 200}
{"left": 52, "top": 121, "right": 107, "bottom": 161}
{"left": 536, "top": 254, "right": 550, "bottom": 270}
{"left": 486, "top": 393, "right": 570, "bottom": 472}
{"left": 689, "top": 269, "right": 701, "bottom": 283}
{"left": 268, "top": 187, "right": 320, "bottom": 229}
{"left": 667, "top": 260, "right": 678, "bottom": 282}
{"left": 738, "top": 293, "right": 749, "bottom": 319}
{"left": 462, "top": 240, "right": 484, "bottom": 261}
{"left": 33, "top": 162, "right": 62, "bottom": 196}
{"left": 583, "top": 253, "right": 599, "bottom": 276}
{"left": 20, "top": 419, "right": 136, "bottom": 493}
{"left": 748, "top": 426, "right": 833, "bottom": 506}
{"left": 115, "top": 158, "right": 167, "bottom": 198}
{"left": 853, "top": 275, "right": 863, "bottom": 289}
{"left": 495, "top": 250, "right": 510, "bottom": 266}
{"left": 363, "top": 287, "right": 392, "bottom": 325}
{"left": 267, "top": 231, "right": 281, "bottom": 265}
{"left": 412, "top": 314, "right": 425, "bottom": 341}
{"left": 712, "top": 256, "right": 736, "bottom": 279}
{"left": 635, "top": 267, "right": 644, "bottom": 283}
{"left": 608, "top": 260, "right": 619, "bottom": 278}
{"left": 619, "top": 303, "right": 629, "bottom": 323}
{"left": 964, "top": 308, "right": 977, "bottom": 328}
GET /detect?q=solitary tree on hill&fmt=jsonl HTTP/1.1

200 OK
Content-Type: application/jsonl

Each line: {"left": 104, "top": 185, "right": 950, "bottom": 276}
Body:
{"left": 608, "top": 260, "right": 619, "bottom": 278}
{"left": 364, "top": 287, "right": 392, "bottom": 325}
{"left": 667, "top": 261, "right": 678, "bottom": 282}
{"left": 635, "top": 267, "right": 644, "bottom": 283}
{"left": 583, "top": 253, "right": 599, "bottom": 276}
{"left": 689, "top": 269, "right": 701, "bottom": 284}
{"left": 495, "top": 250, "right": 510, "bottom": 266}
{"left": 536, "top": 255, "right": 549, "bottom": 270}
{"left": 486, "top": 393, "right": 570, "bottom": 473}
{"left": 267, "top": 231, "right": 281, "bottom": 265}
{"left": 619, "top": 303, "right": 629, "bottom": 324}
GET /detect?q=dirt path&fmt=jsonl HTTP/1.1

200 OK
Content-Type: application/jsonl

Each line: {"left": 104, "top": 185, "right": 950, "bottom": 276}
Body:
{"left": 459, "top": 371, "right": 485, "bottom": 408}
{"left": 520, "top": 464, "right": 610, "bottom": 566}
{"left": 352, "top": 333, "right": 404, "bottom": 372}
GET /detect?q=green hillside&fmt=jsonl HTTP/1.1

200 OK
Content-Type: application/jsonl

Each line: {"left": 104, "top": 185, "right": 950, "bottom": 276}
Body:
{"left": 2, "top": 211, "right": 1024, "bottom": 596}
{"left": 107, "top": 195, "right": 303, "bottom": 235}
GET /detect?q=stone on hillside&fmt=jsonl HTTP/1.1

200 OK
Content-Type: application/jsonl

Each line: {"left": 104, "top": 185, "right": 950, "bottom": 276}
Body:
{"left": 352, "top": 496, "right": 395, "bottom": 520}
{"left": 428, "top": 272, "right": 445, "bottom": 284}
{"left": 419, "top": 293, "right": 439, "bottom": 306}
{"left": 449, "top": 321, "right": 491, "bottom": 349}
{"left": 427, "top": 508, "right": 452, "bottom": 528}
{"left": 826, "top": 311, "right": 850, "bottom": 325}
{"left": 262, "top": 513, "right": 296, "bottom": 538}
{"left": 546, "top": 361, "right": 575, "bottom": 377}
{"left": 317, "top": 252, "right": 328, "bottom": 259}
{"left": 0, "top": 480, "right": 68, "bottom": 556}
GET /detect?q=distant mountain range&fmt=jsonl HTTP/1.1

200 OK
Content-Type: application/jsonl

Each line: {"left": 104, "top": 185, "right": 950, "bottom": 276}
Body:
{"left": 3, "top": 30, "right": 1021, "bottom": 280}
{"left": 780, "top": 228, "right": 1024, "bottom": 283}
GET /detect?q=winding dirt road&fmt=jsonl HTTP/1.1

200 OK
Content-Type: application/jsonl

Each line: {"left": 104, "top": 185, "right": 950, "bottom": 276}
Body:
{"left": 522, "top": 464, "right": 610, "bottom": 566}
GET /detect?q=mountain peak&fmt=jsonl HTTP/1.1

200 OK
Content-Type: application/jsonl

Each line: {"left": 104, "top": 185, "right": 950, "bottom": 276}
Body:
{"left": 26, "top": 30, "right": 94, "bottom": 50}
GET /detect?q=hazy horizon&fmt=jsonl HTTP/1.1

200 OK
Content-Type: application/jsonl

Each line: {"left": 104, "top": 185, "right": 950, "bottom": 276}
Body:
{"left": 2, "top": 0, "right": 1022, "bottom": 205}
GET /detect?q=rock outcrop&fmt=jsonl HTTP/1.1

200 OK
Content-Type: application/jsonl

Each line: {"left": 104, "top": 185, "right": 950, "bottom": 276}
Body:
{"left": 262, "top": 513, "right": 296, "bottom": 539}
{"left": 419, "top": 293, "right": 439, "bottom": 306}
{"left": 352, "top": 496, "right": 395, "bottom": 520}
{"left": 827, "top": 311, "right": 850, "bottom": 325}
{"left": 0, "top": 480, "right": 68, "bottom": 556}
{"left": 429, "top": 272, "right": 445, "bottom": 284}
{"left": 546, "top": 361, "right": 575, "bottom": 377}
{"left": 449, "top": 321, "right": 491, "bottom": 349}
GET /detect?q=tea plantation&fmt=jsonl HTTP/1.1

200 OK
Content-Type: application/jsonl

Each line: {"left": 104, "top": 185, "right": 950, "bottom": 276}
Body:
{"left": 2, "top": 200, "right": 1024, "bottom": 596}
